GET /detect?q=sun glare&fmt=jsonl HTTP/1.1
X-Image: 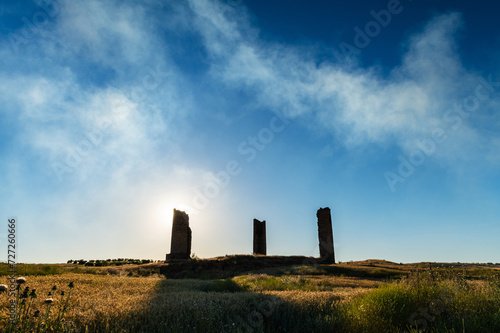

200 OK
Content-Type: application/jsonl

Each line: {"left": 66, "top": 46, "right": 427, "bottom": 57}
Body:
{"left": 159, "top": 201, "right": 196, "bottom": 227}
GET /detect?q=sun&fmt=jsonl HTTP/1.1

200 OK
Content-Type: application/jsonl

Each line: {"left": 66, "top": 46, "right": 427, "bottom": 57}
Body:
{"left": 162, "top": 205, "right": 175, "bottom": 226}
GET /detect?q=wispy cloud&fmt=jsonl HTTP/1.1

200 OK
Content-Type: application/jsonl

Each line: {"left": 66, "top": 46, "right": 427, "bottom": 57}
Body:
{"left": 0, "top": 0, "right": 218, "bottom": 261}
{"left": 188, "top": 1, "right": 499, "bottom": 164}
{"left": 0, "top": 1, "right": 201, "bottom": 186}
{"left": 1, "top": 0, "right": 498, "bottom": 261}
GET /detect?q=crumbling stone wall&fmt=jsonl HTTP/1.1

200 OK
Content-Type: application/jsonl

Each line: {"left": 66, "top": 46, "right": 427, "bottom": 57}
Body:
{"left": 253, "top": 219, "right": 266, "bottom": 255}
{"left": 167, "top": 209, "right": 192, "bottom": 260}
{"left": 317, "top": 207, "right": 335, "bottom": 264}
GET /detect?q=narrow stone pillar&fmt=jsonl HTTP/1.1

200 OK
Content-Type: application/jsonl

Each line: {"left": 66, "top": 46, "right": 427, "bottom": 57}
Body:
{"left": 253, "top": 219, "right": 266, "bottom": 255}
{"left": 166, "top": 209, "right": 192, "bottom": 260}
{"left": 317, "top": 207, "right": 335, "bottom": 264}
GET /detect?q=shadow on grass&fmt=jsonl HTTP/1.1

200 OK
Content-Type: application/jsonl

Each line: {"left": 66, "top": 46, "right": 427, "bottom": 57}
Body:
{"left": 137, "top": 278, "right": 345, "bottom": 333}
{"left": 57, "top": 260, "right": 500, "bottom": 333}
{"left": 78, "top": 276, "right": 345, "bottom": 333}
{"left": 321, "top": 265, "right": 405, "bottom": 280}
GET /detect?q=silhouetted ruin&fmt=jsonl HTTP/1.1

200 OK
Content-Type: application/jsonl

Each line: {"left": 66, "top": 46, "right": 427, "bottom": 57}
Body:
{"left": 166, "top": 209, "right": 192, "bottom": 260}
{"left": 253, "top": 219, "right": 266, "bottom": 255}
{"left": 164, "top": 206, "right": 337, "bottom": 266}
{"left": 317, "top": 207, "right": 335, "bottom": 264}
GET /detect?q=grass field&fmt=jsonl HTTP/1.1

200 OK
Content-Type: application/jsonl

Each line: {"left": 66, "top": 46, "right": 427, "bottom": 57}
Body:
{"left": 1, "top": 259, "right": 499, "bottom": 332}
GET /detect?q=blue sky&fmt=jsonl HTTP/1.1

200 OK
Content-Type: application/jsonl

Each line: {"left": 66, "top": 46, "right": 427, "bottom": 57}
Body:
{"left": 1, "top": 0, "right": 499, "bottom": 263}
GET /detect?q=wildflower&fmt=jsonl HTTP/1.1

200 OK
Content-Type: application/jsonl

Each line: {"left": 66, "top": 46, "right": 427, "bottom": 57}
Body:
{"left": 60, "top": 291, "right": 65, "bottom": 296}
{"left": 52, "top": 285, "right": 57, "bottom": 291}
{"left": 0, "top": 284, "right": 8, "bottom": 293}
{"left": 68, "top": 281, "right": 75, "bottom": 288}
{"left": 29, "top": 289, "right": 37, "bottom": 298}
{"left": 16, "top": 277, "right": 26, "bottom": 284}
{"left": 33, "top": 309, "right": 41, "bottom": 317}
{"left": 44, "top": 298, "right": 54, "bottom": 304}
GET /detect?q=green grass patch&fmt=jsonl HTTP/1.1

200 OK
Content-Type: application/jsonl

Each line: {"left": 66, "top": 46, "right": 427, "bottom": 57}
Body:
{"left": 233, "top": 274, "right": 318, "bottom": 292}
{"left": 0, "top": 263, "right": 64, "bottom": 276}
{"left": 343, "top": 277, "right": 500, "bottom": 332}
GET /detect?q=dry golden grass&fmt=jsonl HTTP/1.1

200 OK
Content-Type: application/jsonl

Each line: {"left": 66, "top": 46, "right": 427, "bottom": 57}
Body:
{"left": 262, "top": 289, "right": 369, "bottom": 304}
{"left": 0, "top": 274, "right": 161, "bottom": 328}
{"left": 0, "top": 271, "right": 372, "bottom": 331}
{"left": 1, "top": 261, "right": 498, "bottom": 332}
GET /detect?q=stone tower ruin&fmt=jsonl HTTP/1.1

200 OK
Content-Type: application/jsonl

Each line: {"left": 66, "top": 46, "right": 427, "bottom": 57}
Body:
{"left": 253, "top": 219, "right": 266, "bottom": 255}
{"left": 166, "top": 209, "right": 192, "bottom": 260}
{"left": 317, "top": 207, "right": 335, "bottom": 264}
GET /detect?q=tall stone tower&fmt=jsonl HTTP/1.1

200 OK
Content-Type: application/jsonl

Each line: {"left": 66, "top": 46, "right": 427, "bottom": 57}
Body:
{"left": 166, "top": 209, "right": 192, "bottom": 260}
{"left": 253, "top": 219, "right": 266, "bottom": 255}
{"left": 317, "top": 207, "right": 335, "bottom": 264}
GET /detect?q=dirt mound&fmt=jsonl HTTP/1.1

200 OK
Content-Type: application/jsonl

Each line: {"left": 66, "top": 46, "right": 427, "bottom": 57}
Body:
{"left": 160, "top": 255, "right": 325, "bottom": 279}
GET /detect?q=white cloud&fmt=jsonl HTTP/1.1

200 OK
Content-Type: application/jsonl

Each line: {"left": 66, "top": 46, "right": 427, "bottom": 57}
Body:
{"left": 0, "top": 0, "right": 203, "bottom": 183}
{"left": 0, "top": 0, "right": 222, "bottom": 261}
{"left": 188, "top": 1, "right": 499, "bottom": 163}
{"left": 1, "top": 0, "right": 499, "bottom": 261}
{"left": 53, "top": 0, "right": 153, "bottom": 66}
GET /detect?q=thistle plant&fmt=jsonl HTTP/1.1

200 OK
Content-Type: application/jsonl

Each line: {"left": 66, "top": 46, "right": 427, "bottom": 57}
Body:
{"left": 1, "top": 278, "right": 76, "bottom": 333}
